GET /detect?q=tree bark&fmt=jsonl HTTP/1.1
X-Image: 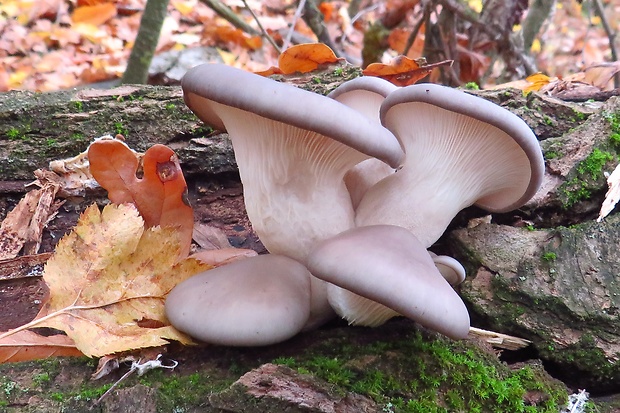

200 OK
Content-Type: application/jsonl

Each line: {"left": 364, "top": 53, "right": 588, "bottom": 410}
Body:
{"left": 122, "top": 0, "right": 171, "bottom": 84}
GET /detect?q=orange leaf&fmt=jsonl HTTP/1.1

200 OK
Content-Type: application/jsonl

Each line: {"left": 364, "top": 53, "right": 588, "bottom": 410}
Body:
{"left": 206, "top": 25, "right": 263, "bottom": 50}
{"left": 363, "top": 56, "right": 453, "bottom": 87}
{"left": 0, "top": 330, "right": 83, "bottom": 363}
{"left": 524, "top": 72, "right": 551, "bottom": 92}
{"left": 88, "top": 137, "right": 194, "bottom": 258}
{"left": 71, "top": 3, "right": 117, "bottom": 26}
{"left": 278, "top": 43, "right": 340, "bottom": 75}
{"left": 318, "top": 2, "right": 336, "bottom": 22}
{"left": 254, "top": 66, "right": 284, "bottom": 76}
{"left": 387, "top": 27, "right": 425, "bottom": 57}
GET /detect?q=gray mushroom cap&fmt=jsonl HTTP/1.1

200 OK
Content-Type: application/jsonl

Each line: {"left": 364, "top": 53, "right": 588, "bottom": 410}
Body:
{"left": 380, "top": 83, "right": 545, "bottom": 212}
{"left": 181, "top": 65, "right": 405, "bottom": 329}
{"left": 356, "top": 83, "right": 545, "bottom": 247}
{"left": 182, "top": 64, "right": 404, "bottom": 169}
{"left": 165, "top": 254, "right": 311, "bottom": 346}
{"left": 307, "top": 225, "right": 470, "bottom": 339}
{"left": 328, "top": 76, "right": 398, "bottom": 121}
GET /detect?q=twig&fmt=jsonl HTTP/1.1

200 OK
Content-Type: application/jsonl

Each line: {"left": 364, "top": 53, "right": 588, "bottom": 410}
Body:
{"left": 91, "top": 355, "right": 178, "bottom": 409}
{"left": 198, "top": 0, "right": 258, "bottom": 35}
{"left": 241, "top": 0, "right": 281, "bottom": 54}
{"left": 302, "top": 0, "right": 342, "bottom": 57}
{"left": 468, "top": 327, "right": 531, "bottom": 351}
{"left": 282, "top": 0, "right": 307, "bottom": 51}
{"left": 592, "top": 0, "right": 619, "bottom": 88}
{"left": 403, "top": 6, "right": 428, "bottom": 56}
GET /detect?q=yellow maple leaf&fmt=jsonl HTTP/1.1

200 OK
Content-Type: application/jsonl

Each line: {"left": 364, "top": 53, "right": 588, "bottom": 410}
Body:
{"left": 0, "top": 203, "right": 211, "bottom": 357}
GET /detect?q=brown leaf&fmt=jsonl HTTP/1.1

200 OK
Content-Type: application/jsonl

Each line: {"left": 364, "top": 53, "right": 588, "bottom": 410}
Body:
{"left": 277, "top": 43, "right": 340, "bottom": 75}
{"left": 0, "top": 330, "right": 83, "bottom": 363}
{"left": 387, "top": 27, "right": 425, "bottom": 58}
{"left": 0, "top": 204, "right": 211, "bottom": 357}
{"left": 205, "top": 25, "right": 263, "bottom": 50}
{"left": 0, "top": 171, "right": 63, "bottom": 259}
{"left": 363, "top": 56, "right": 453, "bottom": 86}
{"left": 88, "top": 137, "right": 194, "bottom": 258}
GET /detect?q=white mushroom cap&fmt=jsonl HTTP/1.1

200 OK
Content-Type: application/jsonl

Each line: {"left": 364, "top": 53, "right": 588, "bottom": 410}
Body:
{"left": 307, "top": 225, "right": 470, "bottom": 339}
{"left": 182, "top": 64, "right": 404, "bottom": 328}
{"left": 327, "top": 76, "right": 398, "bottom": 121}
{"left": 428, "top": 252, "right": 466, "bottom": 286}
{"left": 328, "top": 77, "right": 399, "bottom": 209}
{"left": 165, "top": 254, "right": 311, "bottom": 346}
{"left": 355, "top": 83, "right": 545, "bottom": 247}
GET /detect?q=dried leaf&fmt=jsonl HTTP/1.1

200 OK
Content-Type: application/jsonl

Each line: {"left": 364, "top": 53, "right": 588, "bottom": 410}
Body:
{"left": 0, "top": 204, "right": 211, "bottom": 357}
{"left": 0, "top": 171, "right": 63, "bottom": 259}
{"left": 580, "top": 61, "right": 620, "bottom": 90}
{"left": 597, "top": 163, "right": 620, "bottom": 222}
{"left": 363, "top": 56, "right": 453, "bottom": 86}
{"left": 88, "top": 137, "right": 194, "bottom": 258}
{"left": 71, "top": 3, "right": 117, "bottom": 26}
{"left": 254, "top": 66, "right": 284, "bottom": 76}
{"left": 277, "top": 43, "right": 340, "bottom": 75}
{"left": 190, "top": 248, "right": 258, "bottom": 267}
{"left": 205, "top": 25, "right": 262, "bottom": 50}
{"left": 0, "top": 330, "right": 83, "bottom": 363}
{"left": 524, "top": 72, "right": 552, "bottom": 92}
{"left": 387, "top": 27, "right": 425, "bottom": 58}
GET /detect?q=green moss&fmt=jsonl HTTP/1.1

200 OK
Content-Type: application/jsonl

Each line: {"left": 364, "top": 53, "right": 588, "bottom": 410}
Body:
{"left": 6, "top": 127, "right": 22, "bottom": 140}
{"left": 576, "top": 148, "right": 613, "bottom": 180}
{"left": 113, "top": 121, "right": 128, "bottom": 137}
{"left": 541, "top": 252, "right": 557, "bottom": 262}
{"left": 604, "top": 111, "right": 620, "bottom": 150}
{"left": 464, "top": 82, "right": 480, "bottom": 90}
{"left": 312, "top": 76, "right": 322, "bottom": 84}
{"left": 544, "top": 151, "right": 559, "bottom": 159}
{"left": 272, "top": 330, "right": 567, "bottom": 412}
{"left": 573, "top": 110, "right": 587, "bottom": 122}
{"left": 165, "top": 103, "right": 176, "bottom": 111}
{"left": 73, "top": 101, "right": 84, "bottom": 111}
{"left": 32, "top": 372, "right": 52, "bottom": 387}
{"left": 333, "top": 67, "right": 344, "bottom": 76}
{"left": 71, "top": 132, "right": 85, "bottom": 141}
{"left": 5, "top": 125, "right": 32, "bottom": 141}
{"left": 543, "top": 115, "right": 553, "bottom": 126}
{"left": 559, "top": 148, "right": 615, "bottom": 208}
{"left": 139, "top": 370, "right": 233, "bottom": 413}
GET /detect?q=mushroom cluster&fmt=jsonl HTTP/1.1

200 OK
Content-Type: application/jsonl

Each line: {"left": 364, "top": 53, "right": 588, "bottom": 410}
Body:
{"left": 166, "top": 64, "right": 545, "bottom": 346}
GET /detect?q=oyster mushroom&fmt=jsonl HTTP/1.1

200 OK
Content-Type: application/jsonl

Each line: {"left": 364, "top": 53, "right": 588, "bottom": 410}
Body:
{"left": 356, "top": 83, "right": 545, "bottom": 247}
{"left": 182, "top": 64, "right": 404, "bottom": 328}
{"left": 307, "top": 225, "right": 470, "bottom": 339}
{"left": 328, "top": 76, "right": 398, "bottom": 209}
{"left": 165, "top": 254, "right": 311, "bottom": 346}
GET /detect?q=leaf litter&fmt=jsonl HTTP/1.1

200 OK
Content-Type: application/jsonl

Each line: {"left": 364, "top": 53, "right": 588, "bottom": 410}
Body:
{"left": 0, "top": 203, "right": 211, "bottom": 358}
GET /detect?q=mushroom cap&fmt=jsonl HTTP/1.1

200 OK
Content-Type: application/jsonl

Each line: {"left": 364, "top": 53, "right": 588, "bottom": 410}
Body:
{"left": 379, "top": 83, "right": 544, "bottom": 212}
{"left": 328, "top": 76, "right": 398, "bottom": 122}
{"left": 307, "top": 225, "right": 470, "bottom": 339}
{"left": 328, "top": 77, "right": 399, "bottom": 209}
{"left": 165, "top": 254, "right": 311, "bottom": 346}
{"left": 182, "top": 64, "right": 404, "bottom": 169}
{"left": 428, "top": 252, "right": 466, "bottom": 286}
